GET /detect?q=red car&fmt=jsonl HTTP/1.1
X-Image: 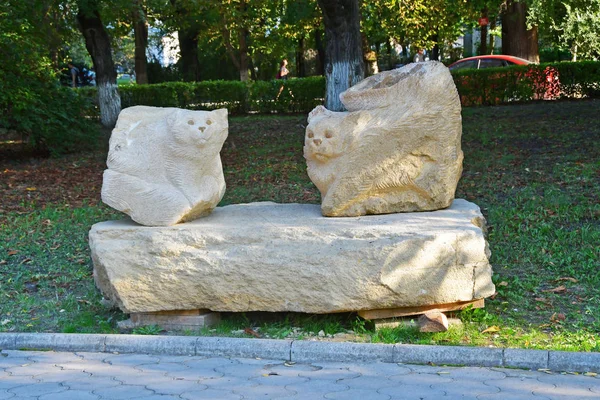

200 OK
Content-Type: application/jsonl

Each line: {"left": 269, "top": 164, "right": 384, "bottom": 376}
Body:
{"left": 448, "top": 55, "right": 560, "bottom": 103}
{"left": 448, "top": 55, "right": 530, "bottom": 71}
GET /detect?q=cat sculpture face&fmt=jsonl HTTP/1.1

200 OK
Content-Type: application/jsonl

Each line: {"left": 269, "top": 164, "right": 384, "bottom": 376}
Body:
{"left": 304, "top": 112, "right": 345, "bottom": 163}
{"left": 169, "top": 109, "right": 228, "bottom": 150}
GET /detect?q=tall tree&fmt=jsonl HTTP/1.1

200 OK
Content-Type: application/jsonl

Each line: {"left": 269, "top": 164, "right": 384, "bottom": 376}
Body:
{"left": 169, "top": 0, "right": 202, "bottom": 81}
{"left": 77, "top": 0, "right": 121, "bottom": 128}
{"left": 132, "top": 0, "right": 148, "bottom": 84}
{"left": 318, "top": 0, "right": 364, "bottom": 111}
{"left": 502, "top": 0, "right": 539, "bottom": 62}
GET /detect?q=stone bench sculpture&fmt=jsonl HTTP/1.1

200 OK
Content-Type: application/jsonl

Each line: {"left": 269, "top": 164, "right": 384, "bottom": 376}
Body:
{"left": 90, "top": 61, "right": 495, "bottom": 329}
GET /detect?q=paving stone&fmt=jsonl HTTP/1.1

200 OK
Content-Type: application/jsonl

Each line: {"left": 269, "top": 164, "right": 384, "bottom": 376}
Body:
{"left": 180, "top": 388, "right": 242, "bottom": 399}
{"left": 164, "top": 367, "right": 222, "bottom": 381}
{"left": 92, "top": 384, "right": 154, "bottom": 399}
{"left": 196, "top": 338, "right": 291, "bottom": 361}
{"left": 38, "top": 390, "right": 100, "bottom": 400}
{"left": 199, "top": 376, "right": 255, "bottom": 391}
{"left": 313, "top": 362, "right": 411, "bottom": 378}
{"left": 113, "top": 371, "right": 172, "bottom": 386}
{"left": 478, "top": 394, "right": 551, "bottom": 400}
{"left": 387, "top": 373, "right": 453, "bottom": 386}
{"left": 537, "top": 372, "right": 600, "bottom": 391}
{"left": 324, "top": 388, "right": 391, "bottom": 400}
{"left": 433, "top": 366, "right": 507, "bottom": 381}
{"left": 134, "top": 396, "right": 183, "bottom": 400}
{"left": 233, "top": 358, "right": 288, "bottom": 366}
{"left": 135, "top": 362, "right": 190, "bottom": 374}
{"left": 250, "top": 374, "right": 309, "bottom": 387}
{"left": 0, "top": 376, "right": 39, "bottom": 391}
{"left": 231, "top": 384, "right": 295, "bottom": 398}
{"left": 379, "top": 383, "right": 446, "bottom": 399}
{"left": 143, "top": 376, "right": 207, "bottom": 395}
{"left": 265, "top": 363, "right": 321, "bottom": 376}
{"left": 0, "top": 390, "right": 14, "bottom": 400}
{"left": 184, "top": 357, "right": 238, "bottom": 370}
{"left": 8, "top": 382, "right": 66, "bottom": 398}
{"left": 489, "top": 367, "right": 544, "bottom": 379}
{"left": 283, "top": 380, "right": 349, "bottom": 396}
{"left": 441, "top": 379, "right": 500, "bottom": 397}
{"left": 61, "top": 376, "right": 121, "bottom": 391}
{"left": 297, "top": 367, "right": 361, "bottom": 381}
{"left": 26, "top": 352, "right": 83, "bottom": 365}
{"left": 336, "top": 375, "right": 397, "bottom": 390}
{"left": 483, "top": 378, "right": 554, "bottom": 399}
{"left": 36, "top": 369, "right": 91, "bottom": 382}
{"left": 103, "top": 354, "right": 161, "bottom": 367}
{"left": 155, "top": 355, "right": 206, "bottom": 364}
{"left": 76, "top": 352, "right": 111, "bottom": 362}
{"left": 6, "top": 363, "right": 59, "bottom": 377}
{"left": 214, "top": 363, "right": 270, "bottom": 379}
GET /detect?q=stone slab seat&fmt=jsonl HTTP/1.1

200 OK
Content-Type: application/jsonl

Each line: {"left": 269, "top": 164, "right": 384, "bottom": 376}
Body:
{"left": 89, "top": 199, "right": 495, "bottom": 314}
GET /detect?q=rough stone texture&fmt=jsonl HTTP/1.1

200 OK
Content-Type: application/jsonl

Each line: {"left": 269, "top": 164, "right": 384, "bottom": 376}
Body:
{"left": 418, "top": 311, "right": 449, "bottom": 332}
{"left": 304, "top": 61, "right": 463, "bottom": 217}
{"left": 90, "top": 199, "right": 494, "bottom": 314}
{"left": 102, "top": 106, "right": 228, "bottom": 226}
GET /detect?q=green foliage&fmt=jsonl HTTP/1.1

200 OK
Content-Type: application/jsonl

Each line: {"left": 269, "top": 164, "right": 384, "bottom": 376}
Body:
{"left": 0, "top": 1, "right": 101, "bottom": 156}
{"left": 92, "top": 77, "right": 325, "bottom": 114}
{"left": 451, "top": 61, "right": 600, "bottom": 106}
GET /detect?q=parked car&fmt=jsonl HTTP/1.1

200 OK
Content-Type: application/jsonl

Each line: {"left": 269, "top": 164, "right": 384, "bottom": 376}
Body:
{"left": 448, "top": 55, "right": 560, "bottom": 103}
{"left": 448, "top": 55, "right": 531, "bottom": 71}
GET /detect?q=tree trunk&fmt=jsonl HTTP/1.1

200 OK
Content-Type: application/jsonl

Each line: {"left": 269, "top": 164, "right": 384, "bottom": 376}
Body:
{"left": 315, "top": 28, "right": 325, "bottom": 76}
{"left": 170, "top": 0, "right": 201, "bottom": 81}
{"left": 362, "top": 33, "right": 378, "bottom": 76}
{"left": 296, "top": 36, "right": 306, "bottom": 78}
{"left": 488, "top": 18, "right": 496, "bottom": 54}
{"left": 238, "top": 27, "right": 250, "bottom": 81}
{"left": 502, "top": 0, "right": 539, "bottom": 62}
{"left": 431, "top": 34, "right": 439, "bottom": 61}
{"left": 386, "top": 40, "right": 393, "bottom": 69}
{"left": 318, "top": 0, "right": 364, "bottom": 111}
{"left": 77, "top": 2, "right": 120, "bottom": 129}
{"left": 480, "top": 9, "right": 488, "bottom": 55}
{"left": 133, "top": 0, "right": 148, "bottom": 84}
{"left": 178, "top": 28, "right": 201, "bottom": 81}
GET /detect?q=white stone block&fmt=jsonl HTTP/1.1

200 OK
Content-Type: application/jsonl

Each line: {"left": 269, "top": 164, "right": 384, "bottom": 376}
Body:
{"left": 89, "top": 200, "right": 495, "bottom": 314}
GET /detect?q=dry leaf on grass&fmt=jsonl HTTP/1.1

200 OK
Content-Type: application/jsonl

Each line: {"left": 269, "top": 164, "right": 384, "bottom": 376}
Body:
{"left": 543, "top": 285, "right": 567, "bottom": 293}
{"left": 481, "top": 326, "right": 501, "bottom": 334}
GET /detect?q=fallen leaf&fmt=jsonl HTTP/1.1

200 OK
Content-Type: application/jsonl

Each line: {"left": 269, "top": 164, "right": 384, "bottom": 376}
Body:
{"left": 555, "top": 277, "right": 578, "bottom": 283}
{"left": 538, "top": 368, "right": 553, "bottom": 374}
{"left": 584, "top": 372, "right": 597, "bottom": 377}
{"left": 25, "top": 187, "right": 37, "bottom": 191}
{"left": 534, "top": 297, "right": 552, "bottom": 304}
{"left": 7, "top": 250, "right": 18, "bottom": 256}
{"left": 497, "top": 281, "right": 508, "bottom": 287}
{"left": 284, "top": 361, "right": 296, "bottom": 367}
{"left": 543, "top": 285, "right": 567, "bottom": 293}
{"left": 244, "top": 328, "right": 261, "bottom": 338}
{"left": 481, "top": 326, "right": 501, "bottom": 334}
{"left": 550, "top": 313, "right": 566, "bottom": 323}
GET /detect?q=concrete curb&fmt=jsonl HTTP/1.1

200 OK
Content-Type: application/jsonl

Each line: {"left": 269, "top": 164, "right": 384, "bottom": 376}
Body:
{"left": 1, "top": 333, "right": 598, "bottom": 373}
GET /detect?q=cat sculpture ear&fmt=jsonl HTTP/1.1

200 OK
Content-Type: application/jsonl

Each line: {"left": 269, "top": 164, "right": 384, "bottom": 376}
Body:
{"left": 166, "top": 108, "right": 185, "bottom": 127}
{"left": 211, "top": 108, "right": 228, "bottom": 123}
{"left": 308, "top": 105, "right": 330, "bottom": 123}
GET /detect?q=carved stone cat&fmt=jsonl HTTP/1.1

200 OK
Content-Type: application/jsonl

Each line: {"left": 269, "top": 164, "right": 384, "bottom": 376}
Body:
{"left": 101, "top": 106, "right": 228, "bottom": 226}
{"left": 304, "top": 61, "right": 463, "bottom": 217}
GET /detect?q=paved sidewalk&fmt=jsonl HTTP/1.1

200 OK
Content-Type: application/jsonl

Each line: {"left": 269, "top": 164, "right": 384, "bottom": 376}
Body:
{"left": 1, "top": 349, "right": 599, "bottom": 399}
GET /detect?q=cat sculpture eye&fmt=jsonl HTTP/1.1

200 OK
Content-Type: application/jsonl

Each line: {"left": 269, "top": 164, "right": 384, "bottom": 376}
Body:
{"left": 307, "top": 131, "right": 314, "bottom": 138}
{"left": 325, "top": 131, "right": 333, "bottom": 138}
{"left": 188, "top": 120, "right": 194, "bottom": 125}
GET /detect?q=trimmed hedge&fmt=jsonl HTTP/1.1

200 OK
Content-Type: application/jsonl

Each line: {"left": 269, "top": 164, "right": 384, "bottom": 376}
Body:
{"left": 79, "top": 61, "right": 600, "bottom": 117}
{"left": 451, "top": 61, "right": 600, "bottom": 106}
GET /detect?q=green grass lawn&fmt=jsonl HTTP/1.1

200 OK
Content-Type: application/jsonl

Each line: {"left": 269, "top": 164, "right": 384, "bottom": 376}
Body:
{"left": 1, "top": 99, "right": 599, "bottom": 351}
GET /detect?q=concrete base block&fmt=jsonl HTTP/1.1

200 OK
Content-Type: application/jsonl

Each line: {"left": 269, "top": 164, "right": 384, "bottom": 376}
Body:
{"left": 90, "top": 200, "right": 495, "bottom": 315}
{"left": 118, "top": 310, "right": 221, "bottom": 331}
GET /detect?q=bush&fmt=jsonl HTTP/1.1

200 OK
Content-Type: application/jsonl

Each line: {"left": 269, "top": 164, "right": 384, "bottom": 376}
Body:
{"left": 87, "top": 77, "right": 326, "bottom": 115}
{"left": 451, "top": 61, "right": 600, "bottom": 106}
{"left": 0, "top": 3, "right": 100, "bottom": 156}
